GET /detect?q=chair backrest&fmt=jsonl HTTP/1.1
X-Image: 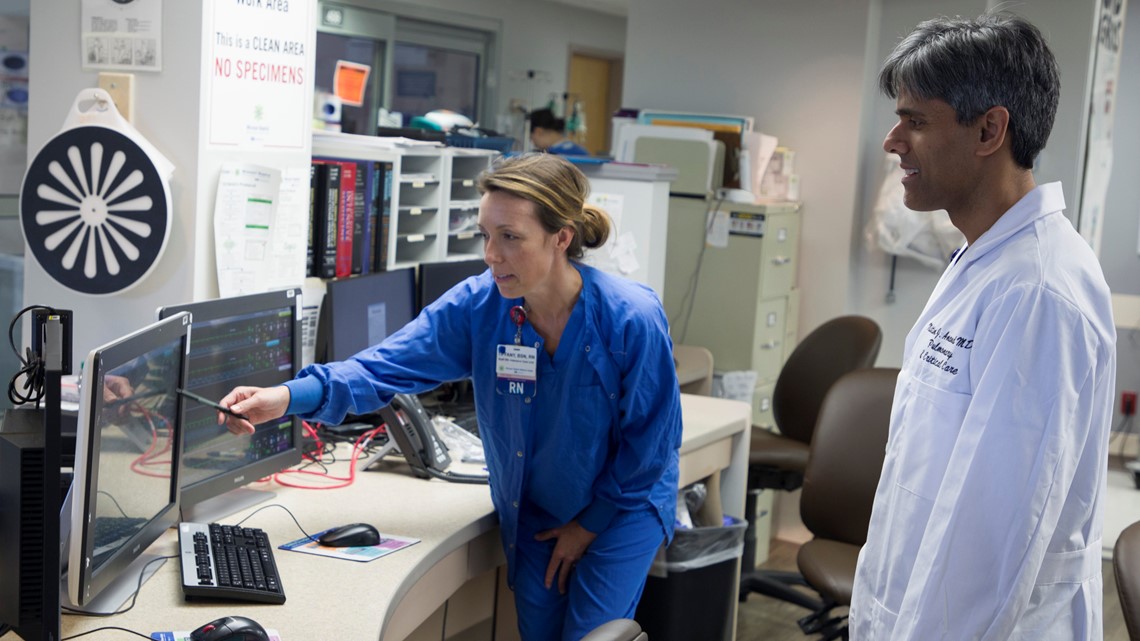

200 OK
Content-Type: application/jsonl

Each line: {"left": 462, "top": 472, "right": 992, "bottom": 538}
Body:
{"left": 799, "top": 367, "right": 898, "bottom": 546}
{"left": 582, "top": 619, "right": 647, "bottom": 641}
{"left": 1114, "top": 520, "right": 1140, "bottom": 641}
{"left": 772, "top": 315, "right": 882, "bottom": 445}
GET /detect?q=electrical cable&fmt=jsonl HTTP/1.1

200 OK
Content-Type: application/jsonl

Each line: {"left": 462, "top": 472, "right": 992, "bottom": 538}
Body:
{"left": 63, "top": 626, "right": 154, "bottom": 640}
{"left": 61, "top": 554, "right": 175, "bottom": 619}
{"left": 7, "top": 304, "right": 57, "bottom": 407}
{"left": 672, "top": 197, "right": 724, "bottom": 343}
{"left": 231, "top": 502, "right": 322, "bottom": 544}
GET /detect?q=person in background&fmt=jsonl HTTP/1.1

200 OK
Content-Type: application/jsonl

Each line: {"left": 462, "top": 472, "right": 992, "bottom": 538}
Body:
{"left": 218, "top": 153, "right": 682, "bottom": 641}
{"left": 529, "top": 107, "right": 590, "bottom": 156}
{"left": 849, "top": 12, "right": 1117, "bottom": 640}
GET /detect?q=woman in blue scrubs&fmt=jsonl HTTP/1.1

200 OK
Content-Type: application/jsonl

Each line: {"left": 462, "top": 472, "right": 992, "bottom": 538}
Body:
{"left": 220, "top": 153, "right": 683, "bottom": 641}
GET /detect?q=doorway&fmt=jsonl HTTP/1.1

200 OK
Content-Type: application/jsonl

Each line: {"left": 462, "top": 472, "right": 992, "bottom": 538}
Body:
{"left": 567, "top": 51, "right": 623, "bottom": 156}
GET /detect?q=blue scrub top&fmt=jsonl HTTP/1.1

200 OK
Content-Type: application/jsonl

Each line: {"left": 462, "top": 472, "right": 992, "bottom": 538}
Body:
{"left": 548, "top": 139, "right": 590, "bottom": 156}
{"left": 284, "top": 263, "right": 682, "bottom": 582}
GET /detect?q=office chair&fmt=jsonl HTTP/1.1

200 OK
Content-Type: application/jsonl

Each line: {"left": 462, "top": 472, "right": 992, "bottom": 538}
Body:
{"left": 740, "top": 315, "right": 881, "bottom": 595}
{"left": 1114, "top": 520, "right": 1140, "bottom": 640}
{"left": 746, "top": 367, "right": 898, "bottom": 640}
{"left": 747, "top": 315, "right": 882, "bottom": 492}
{"left": 582, "top": 619, "right": 648, "bottom": 641}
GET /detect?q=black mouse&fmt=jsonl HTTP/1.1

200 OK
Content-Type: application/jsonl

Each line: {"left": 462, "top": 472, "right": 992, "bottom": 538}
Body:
{"left": 189, "top": 615, "right": 268, "bottom": 641}
{"left": 318, "top": 522, "right": 382, "bottom": 547}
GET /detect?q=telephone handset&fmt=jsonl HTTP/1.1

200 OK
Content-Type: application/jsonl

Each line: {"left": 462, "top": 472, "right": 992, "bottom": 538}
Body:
{"left": 376, "top": 393, "right": 488, "bottom": 485}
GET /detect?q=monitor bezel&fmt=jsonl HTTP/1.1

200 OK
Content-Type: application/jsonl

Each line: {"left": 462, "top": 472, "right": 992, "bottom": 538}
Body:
{"left": 67, "top": 312, "right": 190, "bottom": 607}
{"left": 156, "top": 288, "right": 304, "bottom": 519}
{"left": 319, "top": 268, "right": 416, "bottom": 363}
{"left": 416, "top": 258, "right": 487, "bottom": 313}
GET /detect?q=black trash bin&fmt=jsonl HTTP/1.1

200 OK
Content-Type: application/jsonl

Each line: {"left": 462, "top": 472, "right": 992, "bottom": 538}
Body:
{"left": 635, "top": 517, "right": 746, "bottom": 641}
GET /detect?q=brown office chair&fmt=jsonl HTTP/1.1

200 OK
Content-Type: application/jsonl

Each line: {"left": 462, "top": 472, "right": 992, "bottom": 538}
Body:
{"left": 582, "top": 619, "right": 647, "bottom": 641}
{"left": 1114, "top": 520, "right": 1140, "bottom": 640}
{"left": 791, "top": 367, "right": 897, "bottom": 639}
{"left": 740, "top": 316, "right": 881, "bottom": 607}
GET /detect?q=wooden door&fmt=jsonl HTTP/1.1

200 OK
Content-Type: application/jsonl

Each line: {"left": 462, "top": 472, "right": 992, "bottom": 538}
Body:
{"left": 568, "top": 53, "right": 617, "bottom": 156}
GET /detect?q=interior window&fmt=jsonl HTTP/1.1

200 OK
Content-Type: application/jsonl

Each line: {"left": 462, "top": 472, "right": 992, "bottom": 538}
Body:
{"left": 391, "top": 42, "right": 479, "bottom": 126}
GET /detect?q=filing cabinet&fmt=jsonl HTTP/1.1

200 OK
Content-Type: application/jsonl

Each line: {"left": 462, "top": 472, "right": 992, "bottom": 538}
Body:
{"left": 662, "top": 199, "right": 801, "bottom": 423}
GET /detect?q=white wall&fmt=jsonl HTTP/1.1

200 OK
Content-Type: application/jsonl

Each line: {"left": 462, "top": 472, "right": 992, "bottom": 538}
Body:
{"left": 26, "top": 1, "right": 206, "bottom": 367}
{"left": 624, "top": 0, "right": 874, "bottom": 344}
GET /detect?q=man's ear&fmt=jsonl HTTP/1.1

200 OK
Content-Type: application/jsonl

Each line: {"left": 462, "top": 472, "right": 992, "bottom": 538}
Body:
{"left": 977, "top": 106, "right": 1010, "bottom": 158}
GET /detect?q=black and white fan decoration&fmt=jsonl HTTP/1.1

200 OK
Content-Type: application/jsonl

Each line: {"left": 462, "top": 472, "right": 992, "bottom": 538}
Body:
{"left": 20, "top": 88, "right": 173, "bottom": 296}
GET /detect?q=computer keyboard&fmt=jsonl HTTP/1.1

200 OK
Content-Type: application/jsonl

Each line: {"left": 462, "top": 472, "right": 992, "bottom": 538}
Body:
{"left": 178, "top": 522, "right": 286, "bottom": 604}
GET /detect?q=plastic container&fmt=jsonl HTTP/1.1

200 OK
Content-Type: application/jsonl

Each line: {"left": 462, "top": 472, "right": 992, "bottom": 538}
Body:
{"left": 635, "top": 517, "right": 746, "bottom": 641}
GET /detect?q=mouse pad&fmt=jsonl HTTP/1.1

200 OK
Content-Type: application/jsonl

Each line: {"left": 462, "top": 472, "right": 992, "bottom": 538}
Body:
{"left": 151, "top": 631, "right": 282, "bottom": 641}
{"left": 277, "top": 529, "right": 419, "bottom": 562}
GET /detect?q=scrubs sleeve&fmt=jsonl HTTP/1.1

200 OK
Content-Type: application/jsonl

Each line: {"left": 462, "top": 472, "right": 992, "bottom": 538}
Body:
{"left": 284, "top": 289, "right": 476, "bottom": 427}
{"left": 578, "top": 304, "right": 683, "bottom": 535}
{"left": 892, "top": 283, "right": 1110, "bottom": 640}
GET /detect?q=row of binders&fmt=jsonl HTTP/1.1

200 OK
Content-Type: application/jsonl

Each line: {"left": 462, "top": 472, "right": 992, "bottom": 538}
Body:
{"left": 309, "top": 156, "right": 395, "bottom": 278}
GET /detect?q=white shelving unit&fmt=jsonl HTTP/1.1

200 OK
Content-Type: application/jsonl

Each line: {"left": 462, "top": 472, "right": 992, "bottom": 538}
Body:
{"left": 444, "top": 149, "right": 495, "bottom": 261}
{"left": 310, "top": 132, "right": 498, "bottom": 272}
{"left": 392, "top": 149, "right": 445, "bottom": 270}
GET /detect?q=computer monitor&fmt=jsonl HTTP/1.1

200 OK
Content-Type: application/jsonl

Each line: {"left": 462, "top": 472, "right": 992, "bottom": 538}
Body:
{"left": 316, "top": 268, "right": 416, "bottom": 362}
{"left": 63, "top": 312, "right": 190, "bottom": 612}
{"left": 157, "top": 288, "right": 303, "bottom": 524}
{"left": 417, "top": 259, "right": 487, "bottom": 313}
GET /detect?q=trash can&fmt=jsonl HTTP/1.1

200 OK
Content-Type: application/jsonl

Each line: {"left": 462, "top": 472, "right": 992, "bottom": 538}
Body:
{"left": 635, "top": 517, "right": 746, "bottom": 641}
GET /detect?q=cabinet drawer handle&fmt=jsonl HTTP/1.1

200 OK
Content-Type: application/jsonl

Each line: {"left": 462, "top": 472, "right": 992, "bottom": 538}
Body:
{"left": 759, "top": 341, "right": 780, "bottom": 350}
{"left": 771, "top": 256, "right": 792, "bottom": 266}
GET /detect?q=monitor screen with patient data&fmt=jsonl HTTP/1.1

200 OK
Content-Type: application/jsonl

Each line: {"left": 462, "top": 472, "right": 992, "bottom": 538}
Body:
{"left": 157, "top": 288, "right": 303, "bottom": 523}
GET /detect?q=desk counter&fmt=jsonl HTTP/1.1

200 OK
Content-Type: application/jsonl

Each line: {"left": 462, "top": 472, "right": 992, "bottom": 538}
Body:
{"left": 13, "top": 394, "right": 750, "bottom": 641}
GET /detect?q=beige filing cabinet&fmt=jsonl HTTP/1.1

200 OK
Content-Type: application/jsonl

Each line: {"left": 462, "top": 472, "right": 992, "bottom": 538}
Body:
{"left": 664, "top": 198, "right": 801, "bottom": 427}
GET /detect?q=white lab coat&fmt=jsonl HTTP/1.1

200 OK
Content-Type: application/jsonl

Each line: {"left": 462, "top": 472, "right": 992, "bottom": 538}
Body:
{"left": 849, "top": 183, "right": 1117, "bottom": 641}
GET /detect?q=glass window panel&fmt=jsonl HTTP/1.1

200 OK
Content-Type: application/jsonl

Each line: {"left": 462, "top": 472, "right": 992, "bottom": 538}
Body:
{"left": 392, "top": 42, "right": 478, "bottom": 125}
{"left": 314, "top": 31, "right": 383, "bottom": 135}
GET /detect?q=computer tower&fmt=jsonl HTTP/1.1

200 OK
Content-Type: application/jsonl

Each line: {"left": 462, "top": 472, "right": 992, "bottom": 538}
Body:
{"left": 0, "top": 413, "right": 62, "bottom": 641}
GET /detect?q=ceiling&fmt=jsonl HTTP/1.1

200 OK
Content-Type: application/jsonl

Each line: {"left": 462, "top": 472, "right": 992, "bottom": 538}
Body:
{"left": 544, "top": 0, "right": 630, "bottom": 17}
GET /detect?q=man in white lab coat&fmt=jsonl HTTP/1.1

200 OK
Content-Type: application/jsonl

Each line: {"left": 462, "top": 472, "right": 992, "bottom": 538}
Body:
{"left": 849, "top": 12, "right": 1118, "bottom": 640}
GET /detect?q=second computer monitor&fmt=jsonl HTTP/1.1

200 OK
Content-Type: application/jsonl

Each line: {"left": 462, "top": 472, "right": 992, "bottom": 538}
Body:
{"left": 65, "top": 312, "right": 190, "bottom": 611}
{"left": 417, "top": 259, "right": 487, "bottom": 313}
{"left": 157, "top": 288, "right": 303, "bottom": 523}
{"left": 319, "top": 268, "right": 416, "bottom": 362}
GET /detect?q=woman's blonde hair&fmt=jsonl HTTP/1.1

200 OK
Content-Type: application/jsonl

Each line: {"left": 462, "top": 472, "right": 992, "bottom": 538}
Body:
{"left": 477, "top": 152, "right": 610, "bottom": 259}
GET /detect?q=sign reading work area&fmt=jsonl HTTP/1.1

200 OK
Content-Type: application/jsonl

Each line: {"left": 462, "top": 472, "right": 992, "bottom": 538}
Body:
{"left": 204, "top": 0, "right": 314, "bottom": 150}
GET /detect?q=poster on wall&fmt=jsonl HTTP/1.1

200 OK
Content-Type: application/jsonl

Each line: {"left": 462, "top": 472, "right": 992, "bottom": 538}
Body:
{"left": 1078, "top": 0, "right": 1128, "bottom": 255}
{"left": 80, "top": 0, "right": 162, "bottom": 72}
{"left": 204, "top": 0, "right": 313, "bottom": 150}
{"left": 0, "top": 14, "right": 28, "bottom": 195}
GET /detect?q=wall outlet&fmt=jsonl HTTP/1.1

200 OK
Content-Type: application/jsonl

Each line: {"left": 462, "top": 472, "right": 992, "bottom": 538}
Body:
{"left": 1124, "top": 391, "right": 1138, "bottom": 417}
{"left": 97, "top": 72, "right": 134, "bottom": 122}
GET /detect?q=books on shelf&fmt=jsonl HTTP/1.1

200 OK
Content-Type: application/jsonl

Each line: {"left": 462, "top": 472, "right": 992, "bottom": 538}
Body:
{"left": 309, "top": 157, "right": 393, "bottom": 276}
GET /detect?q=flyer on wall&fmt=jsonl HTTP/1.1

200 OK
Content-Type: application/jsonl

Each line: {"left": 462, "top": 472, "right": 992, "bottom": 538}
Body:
{"left": 80, "top": 0, "right": 162, "bottom": 72}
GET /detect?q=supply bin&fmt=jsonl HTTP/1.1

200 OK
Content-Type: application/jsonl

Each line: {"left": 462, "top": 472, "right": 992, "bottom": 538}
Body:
{"left": 635, "top": 517, "right": 746, "bottom": 641}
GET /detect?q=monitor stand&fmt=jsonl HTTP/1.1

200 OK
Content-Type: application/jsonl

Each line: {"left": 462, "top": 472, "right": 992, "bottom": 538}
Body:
{"left": 179, "top": 487, "right": 277, "bottom": 525}
{"left": 59, "top": 552, "right": 166, "bottom": 614}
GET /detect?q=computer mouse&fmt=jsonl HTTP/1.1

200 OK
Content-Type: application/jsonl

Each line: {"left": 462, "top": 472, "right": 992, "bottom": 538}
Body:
{"left": 189, "top": 615, "right": 269, "bottom": 641}
{"left": 318, "top": 522, "right": 382, "bottom": 547}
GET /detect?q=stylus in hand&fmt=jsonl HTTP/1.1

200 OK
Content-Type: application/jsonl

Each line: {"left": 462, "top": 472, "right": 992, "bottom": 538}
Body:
{"left": 177, "top": 388, "right": 250, "bottom": 421}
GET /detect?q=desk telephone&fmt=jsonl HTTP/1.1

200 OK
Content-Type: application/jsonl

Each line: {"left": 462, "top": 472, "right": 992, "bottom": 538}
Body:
{"left": 377, "top": 393, "right": 488, "bottom": 485}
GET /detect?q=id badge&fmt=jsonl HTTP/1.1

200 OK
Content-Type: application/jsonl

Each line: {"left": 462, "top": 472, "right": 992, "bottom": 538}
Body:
{"left": 496, "top": 344, "right": 537, "bottom": 397}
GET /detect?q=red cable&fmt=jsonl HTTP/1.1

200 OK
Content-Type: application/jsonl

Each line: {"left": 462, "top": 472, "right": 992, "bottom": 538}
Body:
{"left": 271, "top": 423, "right": 388, "bottom": 490}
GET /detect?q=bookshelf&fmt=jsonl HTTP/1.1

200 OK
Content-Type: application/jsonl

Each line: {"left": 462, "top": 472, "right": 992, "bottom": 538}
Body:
{"left": 309, "top": 132, "right": 497, "bottom": 273}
